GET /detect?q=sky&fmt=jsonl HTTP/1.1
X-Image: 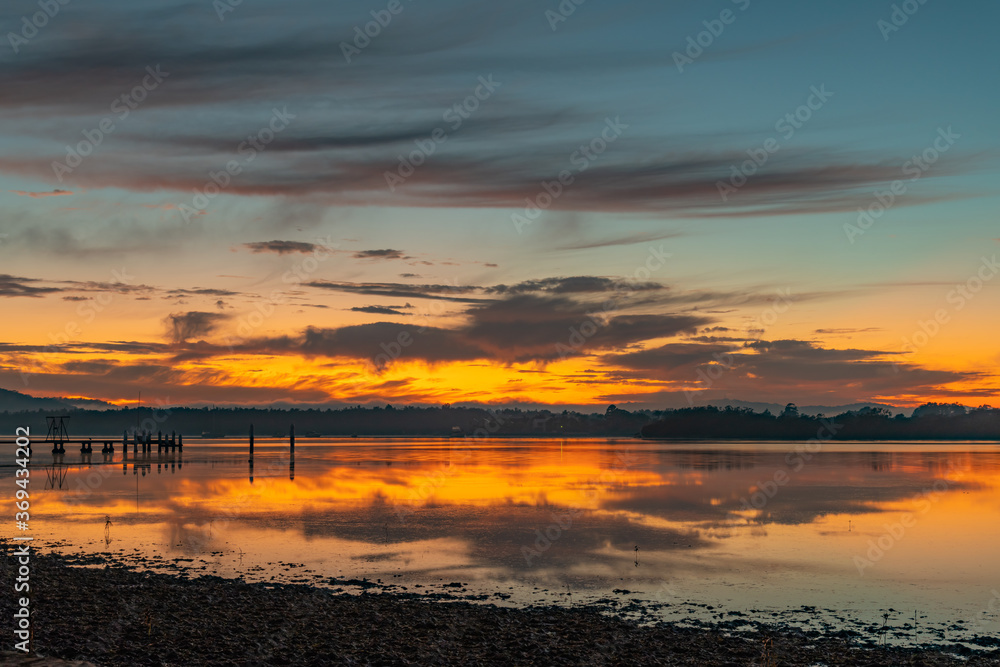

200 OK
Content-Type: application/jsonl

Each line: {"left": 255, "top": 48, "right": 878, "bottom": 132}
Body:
{"left": 1, "top": 0, "right": 998, "bottom": 410}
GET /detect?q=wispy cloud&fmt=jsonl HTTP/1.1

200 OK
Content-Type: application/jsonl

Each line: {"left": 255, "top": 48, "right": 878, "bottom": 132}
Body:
{"left": 0, "top": 274, "right": 63, "bottom": 298}
{"left": 165, "top": 311, "right": 232, "bottom": 344}
{"left": 353, "top": 249, "right": 408, "bottom": 260}
{"left": 9, "top": 189, "right": 72, "bottom": 198}
{"left": 240, "top": 240, "right": 323, "bottom": 255}
{"left": 350, "top": 305, "right": 412, "bottom": 316}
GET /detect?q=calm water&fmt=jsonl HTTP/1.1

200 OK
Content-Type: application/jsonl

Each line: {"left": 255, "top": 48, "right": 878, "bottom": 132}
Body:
{"left": 4, "top": 437, "right": 1000, "bottom": 647}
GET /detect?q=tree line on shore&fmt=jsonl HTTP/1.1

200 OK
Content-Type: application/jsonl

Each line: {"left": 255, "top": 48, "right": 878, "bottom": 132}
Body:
{"left": 640, "top": 403, "right": 1000, "bottom": 440}
{"left": 0, "top": 402, "right": 996, "bottom": 440}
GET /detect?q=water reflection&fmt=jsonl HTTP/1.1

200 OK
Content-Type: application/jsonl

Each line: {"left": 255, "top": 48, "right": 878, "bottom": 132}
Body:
{"left": 9, "top": 439, "right": 1000, "bottom": 642}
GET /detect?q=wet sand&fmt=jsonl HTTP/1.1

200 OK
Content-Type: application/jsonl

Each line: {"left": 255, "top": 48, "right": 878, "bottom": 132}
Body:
{"left": 2, "top": 549, "right": 998, "bottom": 666}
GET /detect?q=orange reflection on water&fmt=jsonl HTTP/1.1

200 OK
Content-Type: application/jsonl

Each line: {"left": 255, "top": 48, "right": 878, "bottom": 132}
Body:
{"left": 12, "top": 439, "right": 1000, "bottom": 638}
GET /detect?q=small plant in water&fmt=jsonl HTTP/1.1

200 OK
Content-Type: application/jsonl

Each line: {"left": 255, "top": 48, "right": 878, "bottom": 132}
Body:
{"left": 878, "top": 611, "right": 891, "bottom": 646}
{"left": 760, "top": 637, "right": 777, "bottom": 667}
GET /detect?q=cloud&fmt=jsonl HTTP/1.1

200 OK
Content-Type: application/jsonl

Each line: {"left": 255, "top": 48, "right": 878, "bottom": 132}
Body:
{"left": 0, "top": 270, "right": 240, "bottom": 304}
{"left": 9, "top": 189, "right": 72, "bottom": 198}
{"left": 686, "top": 336, "right": 748, "bottom": 343}
{"left": 240, "top": 240, "right": 323, "bottom": 255}
{"left": 744, "top": 339, "right": 888, "bottom": 363}
{"left": 293, "top": 324, "right": 483, "bottom": 368}
{"left": 0, "top": 215, "right": 194, "bottom": 257}
{"left": 486, "top": 276, "right": 662, "bottom": 295}
{"left": 166, "top": 288, "right": 241, "bottom": 297}
{"left": 165, "top": 312, "right": 231, "bottom": 344}
{"left": 61, "top": 360, "right": 119, "bottom": 375}
{"left": 353, "top": 249, "right": 408, "bottom": 260}
{"left": 4, "top": 143, "right": 963, "bottom": 219}
{"left": 601, "top": 342, "right": 737, "bottom": 374}
{"left": 351, "top": 306, "right": 412, "bottom": 316}
{"left": 0, "top": 2, "right": 979, "bottom": 221}
{"left": 814, "top": 327, "right": 883, "bottom": 335}
{"left": 459, "top": 295, "right": 709, "bottom": 363}
{"left": 552, "top": 230, "right": 683, "bottom": 251}
{"left": 306, "top": 280, "right": 488, "bottom": 304}
{"left": 602, "top": 338, "right": 973, "bottom": 401}
{"left": 0, "top": 274, "right": 63, "bottom": 298}
{"left": 177, "top": 291, "right": 709, "bottom": 368}
{"left": 307, "top": 276, "right": 667, "bottom": 305}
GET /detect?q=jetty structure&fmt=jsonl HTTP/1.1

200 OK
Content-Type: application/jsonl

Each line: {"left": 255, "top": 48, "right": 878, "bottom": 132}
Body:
{"left": 3, "top": 417, "right": 299, "bottom": 465}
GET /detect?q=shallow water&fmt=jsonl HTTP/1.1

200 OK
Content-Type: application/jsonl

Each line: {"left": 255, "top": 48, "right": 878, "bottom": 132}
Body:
{"left": 5, "top": 437, "right": 1000, "bottom": 648}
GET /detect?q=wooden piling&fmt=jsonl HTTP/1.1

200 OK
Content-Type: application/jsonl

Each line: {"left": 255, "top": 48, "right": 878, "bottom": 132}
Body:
{"left": 249, "top": 424, "right": 254, "bottom": 463}
{"left": 290, "top": 424, "right": 295, "bottom": 452}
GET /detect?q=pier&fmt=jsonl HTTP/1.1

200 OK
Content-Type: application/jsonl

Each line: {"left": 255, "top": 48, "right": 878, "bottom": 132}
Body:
{"left": 3, "top": 417, "right": 299, "bottom": 467}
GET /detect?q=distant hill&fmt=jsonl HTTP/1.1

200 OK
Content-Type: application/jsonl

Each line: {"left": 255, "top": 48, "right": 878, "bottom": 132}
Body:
{"left": 0, "top": 388, "right": 117, "bottom": 413}
{"left": 59, "top": 397, "right": 117, "bottom": 411}
{"left": 702, "top": 399, "right": 909, "bottom": 417}
{"left": 0, "top": 388, "right": 75, "bottom": 412}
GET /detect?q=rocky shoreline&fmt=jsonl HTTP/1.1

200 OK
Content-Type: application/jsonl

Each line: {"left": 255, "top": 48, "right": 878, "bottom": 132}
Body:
{"left": 2, "top": 550, "right": 998, "bottom": 666}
